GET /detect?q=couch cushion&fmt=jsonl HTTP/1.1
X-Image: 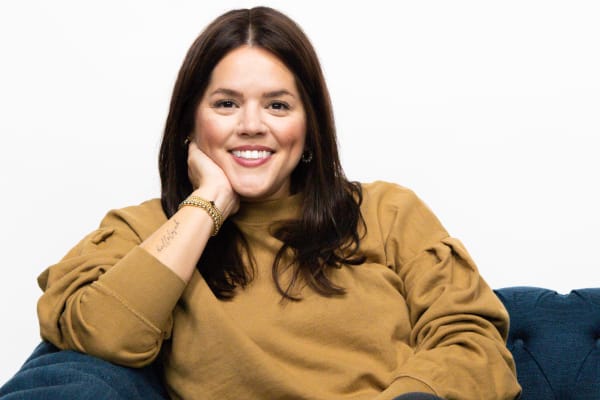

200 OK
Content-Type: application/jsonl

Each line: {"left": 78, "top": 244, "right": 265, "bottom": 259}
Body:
{"left": 495, "top": 287, "right": 600, "bottom": 400}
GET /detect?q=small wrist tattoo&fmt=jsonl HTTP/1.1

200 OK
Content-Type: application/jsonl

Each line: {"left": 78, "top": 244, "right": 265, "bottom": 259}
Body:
{"left": 157, "top": 219, "right": 180, "bottom": 252}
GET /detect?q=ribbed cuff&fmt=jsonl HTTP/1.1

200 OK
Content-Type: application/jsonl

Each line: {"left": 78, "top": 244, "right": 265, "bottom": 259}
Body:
{"left": 96, "top": 246, "right": 186, "bottom": 331}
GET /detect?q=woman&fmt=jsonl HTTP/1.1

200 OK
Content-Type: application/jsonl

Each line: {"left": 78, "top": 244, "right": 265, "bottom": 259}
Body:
{"left": 0, "top": 7, "right": 520, "bottom": 400}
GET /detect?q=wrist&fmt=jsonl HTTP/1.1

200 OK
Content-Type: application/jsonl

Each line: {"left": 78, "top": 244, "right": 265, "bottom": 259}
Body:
{"left": 191, "top": 186, "right": 237, "bottom": 219}
{"left": 179, "top": 195, "right": 223, "bottom": 236}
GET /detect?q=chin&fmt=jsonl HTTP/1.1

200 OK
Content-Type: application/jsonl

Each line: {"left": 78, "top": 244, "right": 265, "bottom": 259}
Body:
{"left": 229, "top": 175, "right": 290, "bottom": 201}
{"left": 233, "top": 184, "right": 271, "bottom": 201}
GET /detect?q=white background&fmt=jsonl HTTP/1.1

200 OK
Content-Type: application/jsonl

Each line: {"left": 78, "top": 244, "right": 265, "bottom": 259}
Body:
{"left": 1, "top": 0, "right": 599, "bottom": 385}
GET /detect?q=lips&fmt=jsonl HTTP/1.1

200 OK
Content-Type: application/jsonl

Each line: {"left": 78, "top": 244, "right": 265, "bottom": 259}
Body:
{"left": 229, "top": 146, "right": 274, "bottom": 166}
{"left": 231, "top": 149, "right": 272, "bottom": 160}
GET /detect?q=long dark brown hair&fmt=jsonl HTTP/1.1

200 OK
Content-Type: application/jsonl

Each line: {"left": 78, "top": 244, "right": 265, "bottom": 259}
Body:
{"left": 159, "top": 7, "right": 365, "bottom": 300}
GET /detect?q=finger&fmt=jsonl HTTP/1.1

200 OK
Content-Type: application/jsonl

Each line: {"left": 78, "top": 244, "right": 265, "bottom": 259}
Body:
{"left": 188, "top": 138, "right": 198, "bottom": 151}
{"left": 187, "top": 139, "right": 200, "bottom": 158}
{"left": 187, "top": 141, "right": 208, "bottom": 166}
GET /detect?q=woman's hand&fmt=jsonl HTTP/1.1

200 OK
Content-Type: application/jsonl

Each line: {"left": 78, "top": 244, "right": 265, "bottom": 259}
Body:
{"left": 187, "top": 141, "right": 239, "bottom": 219}
{"left": 139, "top": 141, "right": 239, "bottom": 283}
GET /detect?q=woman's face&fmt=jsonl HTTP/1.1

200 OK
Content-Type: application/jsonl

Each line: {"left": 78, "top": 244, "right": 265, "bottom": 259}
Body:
{"left": 193, "top": 46, "right": 306, "bottom": 202}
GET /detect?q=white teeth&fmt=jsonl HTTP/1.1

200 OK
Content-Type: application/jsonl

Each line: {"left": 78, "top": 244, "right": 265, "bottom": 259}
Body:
{"left": 232, "top": 150, "right": 272, "bottom": 159}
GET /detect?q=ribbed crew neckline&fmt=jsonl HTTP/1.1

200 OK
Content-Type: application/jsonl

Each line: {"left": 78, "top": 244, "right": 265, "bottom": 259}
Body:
{"left": 232, "top": 192, "right": 304, "bottom": 225}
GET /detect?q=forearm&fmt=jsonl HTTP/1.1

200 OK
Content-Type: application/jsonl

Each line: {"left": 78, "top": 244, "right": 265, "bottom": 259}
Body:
{"left": 140, "top": 187, "right": 236, "bottom": 283}
{"left": 140, "top": 206, "right": 212, "bottom": 283}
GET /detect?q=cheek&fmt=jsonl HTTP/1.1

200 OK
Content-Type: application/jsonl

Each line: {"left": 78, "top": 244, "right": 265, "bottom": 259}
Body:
{"left": 193, "top": 115, "right": 226, "bottom": 151}
{"left": 277, "top": 119, "right": 307, "bottom": 154}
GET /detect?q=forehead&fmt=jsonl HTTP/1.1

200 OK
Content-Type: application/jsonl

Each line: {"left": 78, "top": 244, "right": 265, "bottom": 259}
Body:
{"left": 207, "top": 46, "right": 298, "bottom": 93}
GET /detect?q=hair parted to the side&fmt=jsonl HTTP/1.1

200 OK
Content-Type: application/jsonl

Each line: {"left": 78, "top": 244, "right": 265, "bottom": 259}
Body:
{"left": 158, "top": 6, "right": 365, "bottom": 300}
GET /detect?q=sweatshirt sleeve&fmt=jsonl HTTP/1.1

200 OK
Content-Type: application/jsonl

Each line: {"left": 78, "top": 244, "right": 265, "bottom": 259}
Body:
{"left": 36, "top": 203, "right": 187, "bottom": 367}
{"left": 378, "top": 185, "right": 521, "bottom": 399}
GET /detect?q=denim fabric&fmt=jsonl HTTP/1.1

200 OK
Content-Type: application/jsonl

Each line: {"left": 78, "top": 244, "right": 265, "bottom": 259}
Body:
{"left": 495, "top": 287, "right": 600, "bottom": 400}
{"left": 0, "top": 342, "right": 168, "bottom": 400}
{"left": 392, "top": 393, "right": 444, "bottom": 400}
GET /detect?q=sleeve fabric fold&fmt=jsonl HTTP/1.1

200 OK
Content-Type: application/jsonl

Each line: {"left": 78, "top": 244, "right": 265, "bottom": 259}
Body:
{"left": 37, "top": 201, "right": 186, "bottom": 367}
{"left": 376, "top": 183, "right": 520, "bottom": 399}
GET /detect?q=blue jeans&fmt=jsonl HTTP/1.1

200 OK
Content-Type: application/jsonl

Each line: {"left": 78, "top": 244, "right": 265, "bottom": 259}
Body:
{"left": 0, "top": 342, "right": 444, "bottom": 400}
{"left": 0, "top": 342, "right": 168, "bottom": 400}
{"left": 393, "top": 394, "right": 444, "bottom": 400}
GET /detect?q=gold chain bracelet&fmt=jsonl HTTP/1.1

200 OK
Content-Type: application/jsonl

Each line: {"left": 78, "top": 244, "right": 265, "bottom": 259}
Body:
{"left": 178, "top": 195, "right": 223, "bottom": 236}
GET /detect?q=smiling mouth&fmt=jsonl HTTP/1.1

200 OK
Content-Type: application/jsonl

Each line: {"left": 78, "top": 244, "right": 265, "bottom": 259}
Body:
{"left": 231, "top": 150, "right": 273, "bottom": 160}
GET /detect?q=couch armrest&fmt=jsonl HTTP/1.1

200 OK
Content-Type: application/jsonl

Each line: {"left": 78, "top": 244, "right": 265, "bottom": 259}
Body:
{"left": 494, "top": 287, "right": 600, "bottom": 400}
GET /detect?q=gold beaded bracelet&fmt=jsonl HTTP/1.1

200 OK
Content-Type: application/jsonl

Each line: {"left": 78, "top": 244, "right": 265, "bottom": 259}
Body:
{"left": 178, "top": 195, "right": 223, "bottom": 236}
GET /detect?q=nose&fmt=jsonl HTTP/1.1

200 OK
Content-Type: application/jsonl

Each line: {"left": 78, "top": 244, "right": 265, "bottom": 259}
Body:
{"left": 238, "top": 104, "right": 265, "bottom": 136}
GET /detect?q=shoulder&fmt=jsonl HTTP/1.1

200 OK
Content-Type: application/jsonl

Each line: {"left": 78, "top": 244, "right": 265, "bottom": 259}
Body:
{"left": 99, "top": 198, "right": 167, "bottom": 242}
{"left": 359, "top": 180, "right": 447, "bottom": 239}
{"left": 359, "top": 181, "right": 422, "bottom": 212}
{"left": 357, "top": 181, "right": 449, "bottom": 265}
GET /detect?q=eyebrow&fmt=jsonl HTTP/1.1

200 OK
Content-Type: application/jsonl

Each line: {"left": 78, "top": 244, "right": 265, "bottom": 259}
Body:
{"left": 263, "top": 89, "right": 295, "bottom": 99}
{"left": 209, "top": 88, "right": 296, "bottom": 98}
{"left": 210, "top": 88, "right": 241, "bottom": 97}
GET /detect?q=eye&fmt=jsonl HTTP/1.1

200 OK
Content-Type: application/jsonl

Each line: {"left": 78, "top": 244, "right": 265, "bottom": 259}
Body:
{"left": 214, "top": 100, "right": 238, "bottom": 108}
{"left": 269, "top": 101, "right": 290, "bottom": 111}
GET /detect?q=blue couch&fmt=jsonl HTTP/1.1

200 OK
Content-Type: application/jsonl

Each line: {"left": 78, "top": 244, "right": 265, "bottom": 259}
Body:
{"left": 2, "top": 287, "right": 599, "bottom": 399}
{"left": 495, "top": 287, "right": 600, "bottom": 399}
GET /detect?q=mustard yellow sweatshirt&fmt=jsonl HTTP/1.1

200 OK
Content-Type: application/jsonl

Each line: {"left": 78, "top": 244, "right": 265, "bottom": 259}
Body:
{"left": 37, "top": 181, "right": 520, "bottom": 399}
